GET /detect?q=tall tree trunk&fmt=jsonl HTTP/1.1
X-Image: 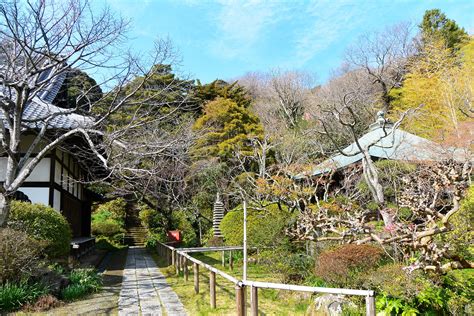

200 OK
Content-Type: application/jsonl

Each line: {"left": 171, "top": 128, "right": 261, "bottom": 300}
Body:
{"left": 0, "top": 193, "right": 11, "bottom": 227}
{"left": 361, "top": 150, "right": 395, "bottom": 227}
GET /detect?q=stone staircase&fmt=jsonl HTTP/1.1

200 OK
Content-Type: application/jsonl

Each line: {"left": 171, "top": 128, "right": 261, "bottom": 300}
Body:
{"left": 213, "top": 193, "right": 225, "bottom": 238}
{"left": 124, "top": 205, "right": 147, "bottom": 247}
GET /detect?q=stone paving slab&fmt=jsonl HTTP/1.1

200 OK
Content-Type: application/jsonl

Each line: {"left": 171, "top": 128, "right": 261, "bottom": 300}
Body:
{"left": 118, "top": 247, "right": 187, "bottom": 316}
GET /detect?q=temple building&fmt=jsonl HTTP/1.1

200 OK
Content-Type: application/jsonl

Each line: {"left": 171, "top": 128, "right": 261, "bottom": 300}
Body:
{"left": 303, "top": 112, "right": 469, "bottom": 178}
{"left": 0, "top": 66, "right": 99, "bottom": 239}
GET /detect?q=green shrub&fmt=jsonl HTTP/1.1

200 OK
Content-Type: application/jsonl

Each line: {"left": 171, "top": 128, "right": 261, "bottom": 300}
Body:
{"left": 443, "top": 185, "right": 474, "bottom": 261}
{"left": 95, "top": 198, "right": 127, "bottom": 221}
{"left": 91, "top": 219, "right": 124, "bottom": 237}
{"left": 444, "top": 269, "right": 474, "bottom": 315}
{"left": 0, "top": 281, "right": 46, "bottom": 312}
{"left": 278, "top": 252, "right": 314, "bottom": 283}
{"left": 315, "top": 244, "right": 384, "bottom": 287}
{"left": 8, "top": 202, "right": 72, "bottom": 258}
{"left": 363, "top": 263, "right": 426, "bottom": 301}
{"left": 144, "top": 233, "right": 166, "bottom": 249}
{"left": 95, "top": 236, "right": 127, "bottom": 251}
{"left": 171, "top": 210, "right": 197, "bottom": 247}
{"left": 91, "top": 198, "right": 127, "bottom": 239}
{"left": 220, "top": 202, "right": 291, "bottom": 247}
{"left": 0, "top": 228, "right": 43, "bottom": 283}
{"left": 139, "top": 206, "right": 167, "bottom": 234}
{"left": 367, "top": 264, "right": 473, "bottom": 314}
{"left": 61, "top": 269, "right": 101, "bottom": 301}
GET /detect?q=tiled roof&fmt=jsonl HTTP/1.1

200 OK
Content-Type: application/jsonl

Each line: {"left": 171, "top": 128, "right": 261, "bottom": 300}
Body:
{"left": 302, "top": 123, "right": 470, "bottom": 178}
{"left": 0, "top": 65, "right": 94, "bottom": 130}
{"left": 19, "top": 97, "right": 94, "bottom": 129}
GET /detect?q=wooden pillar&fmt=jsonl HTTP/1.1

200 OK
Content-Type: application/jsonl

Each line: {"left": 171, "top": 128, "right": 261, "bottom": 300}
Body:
{"left": 236, "top": 285, "right": 246, "bottom": 316}
{"left": 193, "top": 263, "right": 199, "bottom": 294}
{"left": 250, "top": 286, "right": 258, "bottom": 316}
{"left": 366, "top": 294, "right": 376, "bottom": 316}
{"left": 175, "top": 253, "right": 180, "bottom": 275}
{"left": 210, "top": 271, "right": 216, "bottom": 308}
{"left": 171, "top": 249, "right": 176, "bottom": 266}
{"left": 222, "top": 251, "right": 225, "bottom": 267}
{"left": 229, "top": 251, "right": 234, "bottom": 271}
{"left": 184, "top": 258, "right": 189, "bottom": 281}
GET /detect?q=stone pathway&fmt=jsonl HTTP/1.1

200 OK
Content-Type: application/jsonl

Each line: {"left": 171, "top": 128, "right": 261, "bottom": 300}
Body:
{"left": 118, "top": 247, "right": 187, "bottom": 316}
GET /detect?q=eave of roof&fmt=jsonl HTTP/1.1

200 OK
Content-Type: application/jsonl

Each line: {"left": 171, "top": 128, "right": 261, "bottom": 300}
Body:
{"left": 1, "top": 64, "right": 95, "bottom": 130}
{"left": 296, "top": 125, "right": 471, "bottom": 179}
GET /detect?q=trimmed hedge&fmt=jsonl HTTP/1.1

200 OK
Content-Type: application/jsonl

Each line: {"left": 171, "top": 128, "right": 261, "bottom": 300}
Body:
{"left": 220, "top": 202, "right": 291, "bottom": 247}
{"left": 8, "top": 202, "right": 72, "bottom": 258}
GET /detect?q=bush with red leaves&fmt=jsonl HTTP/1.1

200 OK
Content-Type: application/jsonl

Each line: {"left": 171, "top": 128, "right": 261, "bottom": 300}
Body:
{"left": 315, "top": 244, "right": 384, "bottom": 287}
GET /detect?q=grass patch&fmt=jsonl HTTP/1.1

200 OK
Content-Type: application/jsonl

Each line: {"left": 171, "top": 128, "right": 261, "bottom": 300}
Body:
{"left": 0, "top": 281, "right": 47, "bottom": 312}
{"left": 60, "top": 269, "right": 102, "bottom": 302}
{"left": 150, "top": 249, "right": 311, "bottom": 315}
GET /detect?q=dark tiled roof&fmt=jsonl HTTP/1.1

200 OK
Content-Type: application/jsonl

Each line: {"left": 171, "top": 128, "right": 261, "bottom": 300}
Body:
{"left": 299, "top": 123, "right": 470, "bottom": 178}
{"left": 19, "top": 97, "right": 94, "bottom": 129}
{"left": 1, "top": 65, "right": 94, "bottom": 130}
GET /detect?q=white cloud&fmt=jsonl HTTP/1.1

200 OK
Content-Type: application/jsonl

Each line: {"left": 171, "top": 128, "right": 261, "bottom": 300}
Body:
{"left": 290, "top": 0, "right": 370, "bottom": 68}
{"left": 209, "top": 0, "right": 285, "bottom": 59}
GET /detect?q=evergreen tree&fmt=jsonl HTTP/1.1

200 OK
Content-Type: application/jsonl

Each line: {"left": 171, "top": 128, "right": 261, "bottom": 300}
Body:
{"left": 420, "top": 9, "right": 468, "bottom": 50}
{"left": 192, "top": 98, "right": 263, "bottom": 160}
{"left": 195, "top": 79, "right": 252, "bottom": 109}
{"left": 54, "top": 68, "right": 103, "bottom": 111}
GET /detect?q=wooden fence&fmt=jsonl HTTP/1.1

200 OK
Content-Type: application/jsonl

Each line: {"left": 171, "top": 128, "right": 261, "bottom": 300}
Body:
{"left": 156, "top": 242, "right": 376, "bottom": 316}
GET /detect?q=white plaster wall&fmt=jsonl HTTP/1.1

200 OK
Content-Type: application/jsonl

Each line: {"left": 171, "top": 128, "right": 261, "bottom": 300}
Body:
{"left": 0, "top": 157, "right": 51, "bottom": 182}
{"left": 53, "top": 189, "right": 61, "bottom": 211}
{"left": 20, "top": 187, "right": 49, "bottom": 205}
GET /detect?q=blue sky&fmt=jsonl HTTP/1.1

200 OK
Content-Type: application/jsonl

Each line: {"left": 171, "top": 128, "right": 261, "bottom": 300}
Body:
{"left": 102, "top": 0, "right": 474, "bottom": 85}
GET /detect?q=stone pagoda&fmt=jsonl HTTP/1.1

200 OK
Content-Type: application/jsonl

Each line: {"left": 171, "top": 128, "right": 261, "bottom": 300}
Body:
{"left": 212, "top": 193, "right": 225, "bottom": 238}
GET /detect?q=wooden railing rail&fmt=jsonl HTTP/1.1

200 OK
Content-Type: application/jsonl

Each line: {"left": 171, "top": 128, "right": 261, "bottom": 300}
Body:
{"left": 178, "top": 246, "right": 262, "bottom": 253}
{"left": 243, "top": 280, "right": 373, "bottom": 296}
{"left": 156, "top": 242, "right": 376, "bottom": 316}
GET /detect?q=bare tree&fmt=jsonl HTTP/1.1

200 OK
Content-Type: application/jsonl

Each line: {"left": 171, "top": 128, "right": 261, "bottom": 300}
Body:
{"left": 0, "top": 0, "right": 187, "bottom": 226}
{"left": 345, "top": 22, "right": 415, "bottom": 113}
{"left": 313, "top": 91, "right": 418, "bottom": 226}
{"left": 308, "top": 68, "right": 378, "bottom": 150}
{"left": 287, "top": 160, "right": 472, "bottom": 273}
{"left": 237, "top": 70, "right": 318, "bottom": 174}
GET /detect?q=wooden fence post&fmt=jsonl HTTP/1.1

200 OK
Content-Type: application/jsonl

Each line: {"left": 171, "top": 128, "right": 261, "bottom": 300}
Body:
{"left": 250, "top": 286, "right": 258, "bottom": 316}
{"left": 210, "top": 271, "right": 216, "bottom": 308}
{"left": 236, "top": 285, "right": 246, "bottom": 316}
{"left": 175, "top": 253, "right": 180, "bottom": 275}
{"left": 184, "top": 258, "right": 188, "bottom": 281}
{"left": 229, "top": 251, "right": 234, "bottom": 271}
{"left": 366, "top": 293, "right": 376, "bottom": 316}
{"left": 171, "top": 249, "right": 176, "bottom": 266}
{"left": 193, "top": 263, "right": 199, "bottom": 294}
{"left": 222, "top": 251, "right": 225, "bottom": 267}
{"left": 167, "top": 248, "right": 172, "bottom": 266}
